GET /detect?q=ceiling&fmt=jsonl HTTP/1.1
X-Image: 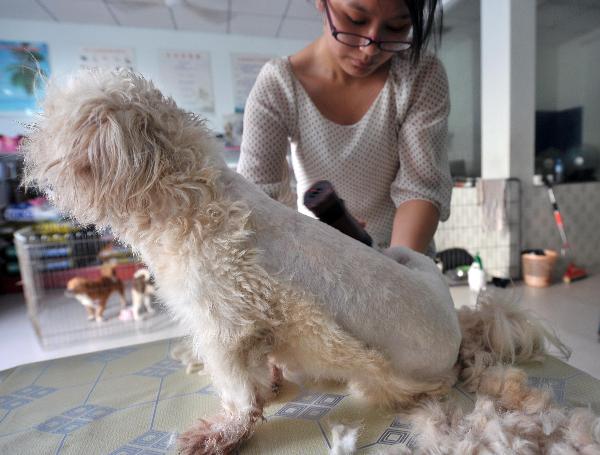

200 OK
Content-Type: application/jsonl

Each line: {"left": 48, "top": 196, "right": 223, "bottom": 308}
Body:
{"left": 0, "top": 0, "right": 599, "bottom": 44}
{"left": 537, "top": 0, "right": 600, "bottom": 45}
{"left": 441, "top": 0, "right": 600, "bottom": 45}
{"left": 0, "top": 0, "right": 324, "bottom": 40}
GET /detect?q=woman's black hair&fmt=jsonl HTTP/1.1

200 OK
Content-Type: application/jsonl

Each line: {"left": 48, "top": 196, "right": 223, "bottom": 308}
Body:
{"left": 405, "top": 0, "right": 443, "bottom": 65}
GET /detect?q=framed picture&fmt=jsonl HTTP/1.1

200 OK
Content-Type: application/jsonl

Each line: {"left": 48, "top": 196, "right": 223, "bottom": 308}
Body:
{"left": 0, "top": 41, "right": 50, "bottom": 113}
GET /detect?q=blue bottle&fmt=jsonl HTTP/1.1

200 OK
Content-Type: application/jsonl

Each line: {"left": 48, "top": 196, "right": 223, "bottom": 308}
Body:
{"left": 554, "top": 158, "right": 564, "bottom": 183}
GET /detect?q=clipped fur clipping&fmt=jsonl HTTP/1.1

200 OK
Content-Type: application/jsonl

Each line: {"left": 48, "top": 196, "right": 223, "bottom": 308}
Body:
{"left": 408, "top": 365, "right": 600, "bottom": 454}
{"left": 403, "top": 289, "right": 583, "bottom": 454}
{"left": 456, "top": 289, "right": 571, "bottom": 392}
{"left": 329, "top": 423, "right": 362, "bottom": 455}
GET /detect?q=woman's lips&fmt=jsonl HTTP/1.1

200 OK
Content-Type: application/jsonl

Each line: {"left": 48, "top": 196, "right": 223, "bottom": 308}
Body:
{"left": 351, "top": 59, "right": 373, "bottom": 71}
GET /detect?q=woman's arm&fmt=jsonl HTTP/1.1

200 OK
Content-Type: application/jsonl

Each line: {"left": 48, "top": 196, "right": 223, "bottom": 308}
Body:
{"left": 237, "top": 60, "right": 296, "bottom": 206}
{"left": 390, "top": 200, "right": 440, "bottom": 254}
{"left": 389, "top": 55, "right": 452, "bottom": 253}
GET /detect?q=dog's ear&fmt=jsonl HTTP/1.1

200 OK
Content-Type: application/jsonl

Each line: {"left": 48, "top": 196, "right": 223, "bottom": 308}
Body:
{"left": 22, "top": 69, "right": 224, "bottom": 229}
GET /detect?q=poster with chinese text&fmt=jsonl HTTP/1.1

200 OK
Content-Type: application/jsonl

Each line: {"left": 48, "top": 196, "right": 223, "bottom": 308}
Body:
{"left": 158, "top": 50, "right": 215, "bottom": 114}
{"left": 231, "top": 53, "right": 273, "bottom": 112}
{"left": 79, "top": 47, "right": 135, "bottom": 71}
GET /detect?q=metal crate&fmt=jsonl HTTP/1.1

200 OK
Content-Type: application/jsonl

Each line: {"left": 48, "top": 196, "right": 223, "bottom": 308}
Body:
{"left": 14, "top": 223, "right": 174, "bottom": 348}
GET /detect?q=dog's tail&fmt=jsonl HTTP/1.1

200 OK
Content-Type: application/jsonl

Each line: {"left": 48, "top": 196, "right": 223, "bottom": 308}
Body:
{"left": 134, "top": 268, "right": 151, "bottom": 282}
{"left": 455, "top": 288, "right": 571, "bottom": 393}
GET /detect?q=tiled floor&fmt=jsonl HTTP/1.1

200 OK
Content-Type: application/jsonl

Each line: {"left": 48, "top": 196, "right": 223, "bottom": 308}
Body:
{"left": 0, "top": 270, "right": 599, "bottom": 377}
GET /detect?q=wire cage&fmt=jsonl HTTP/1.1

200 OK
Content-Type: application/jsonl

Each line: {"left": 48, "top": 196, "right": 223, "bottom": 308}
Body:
{"left": 14, "top": 223, "right": 175, "bottom": 348}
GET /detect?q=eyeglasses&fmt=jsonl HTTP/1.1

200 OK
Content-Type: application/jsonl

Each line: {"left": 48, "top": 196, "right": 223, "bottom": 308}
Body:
{"left": 322, "top": 0, "right": 412, "bottom": 53}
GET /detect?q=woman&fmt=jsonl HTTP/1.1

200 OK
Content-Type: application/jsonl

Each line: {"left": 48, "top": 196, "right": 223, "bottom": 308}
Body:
{"left": 237, "top": 0, "right": 451, "bottom": 255}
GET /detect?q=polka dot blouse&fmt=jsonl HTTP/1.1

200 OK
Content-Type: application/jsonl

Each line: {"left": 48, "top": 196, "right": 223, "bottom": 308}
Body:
{"left": 237, "top": 53, "right": 452, "bottom": 249}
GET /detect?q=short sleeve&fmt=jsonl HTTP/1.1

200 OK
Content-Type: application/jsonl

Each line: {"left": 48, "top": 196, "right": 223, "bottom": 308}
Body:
{"left": 237, "top": 59, "right": 296, "bottom": 206}
{"left": 390, "top": 55, "right": 452, "bottom": 221}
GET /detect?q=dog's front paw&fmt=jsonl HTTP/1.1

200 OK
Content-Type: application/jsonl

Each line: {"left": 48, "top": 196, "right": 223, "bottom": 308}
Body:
{"left": 178, "top": 417, "right": 243, "bottom": 455}
{"left": 178, "top": 409, "right": 264, "bottom": 455}
{"left": 178, "top": 419, "right": 217, "bottom": 455}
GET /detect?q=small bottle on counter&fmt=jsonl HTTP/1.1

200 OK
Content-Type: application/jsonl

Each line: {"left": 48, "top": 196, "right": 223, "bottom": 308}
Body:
{"left": 554, "top": 158, "right": 564, "bottom": 184}
{"left": 468, "top": 253, "right": 486, "bottom": 293}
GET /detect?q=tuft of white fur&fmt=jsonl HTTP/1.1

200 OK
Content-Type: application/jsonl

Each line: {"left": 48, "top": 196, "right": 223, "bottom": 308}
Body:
{"left": 329, "top": 423, "right": 361, "bottom": 455}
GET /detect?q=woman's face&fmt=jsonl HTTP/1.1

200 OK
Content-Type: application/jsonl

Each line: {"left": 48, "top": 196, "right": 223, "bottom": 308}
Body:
{"left": 317, "top": 0, "right": 411, "bottom": 78}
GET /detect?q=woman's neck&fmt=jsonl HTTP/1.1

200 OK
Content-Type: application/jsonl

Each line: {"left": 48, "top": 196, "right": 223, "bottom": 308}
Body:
{"left": 314, "top": 38, "right": 354, "bottom": 84}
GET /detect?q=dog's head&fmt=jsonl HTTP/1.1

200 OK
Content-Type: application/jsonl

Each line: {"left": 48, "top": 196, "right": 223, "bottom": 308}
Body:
{"left": 21, "top": 69, "right": 224, "bottom": 232}
{"left": 66, "top": 277, "right": 89, "bottom": 295}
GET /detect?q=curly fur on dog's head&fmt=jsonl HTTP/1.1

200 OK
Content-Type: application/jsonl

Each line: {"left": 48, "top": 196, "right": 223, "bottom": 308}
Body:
{"left": 21, "top": 69, "right": 225, "bottom": 235}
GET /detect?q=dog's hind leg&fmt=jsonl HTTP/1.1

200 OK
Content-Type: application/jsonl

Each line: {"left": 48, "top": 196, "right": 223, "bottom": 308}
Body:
{"left": 342, "top": 350, "right": 456, "bottom": 409}
{"left": 131, "top": 289, "right": 141, "bottom": 320}
{"left": 95, "top": 298, "right": 107, "bottom": 322}
{"left": 276, "top": 301, "right": 456, "bottom": 410}
{"left": 178, "top": 334, "right": 274, "bottom": 455}
{"left": 85, "top": 306, "right": 95, "bottom": 321}
{"left": 117, "top": 284, "right": 127, "bottom": 310}
{"left": 143, "top": 293, "right": 155, "bottom": 314}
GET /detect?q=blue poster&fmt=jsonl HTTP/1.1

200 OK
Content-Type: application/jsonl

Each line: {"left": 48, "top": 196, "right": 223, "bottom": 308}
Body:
{"left": 0, "top": 41, "right": 50, "bottom": 113}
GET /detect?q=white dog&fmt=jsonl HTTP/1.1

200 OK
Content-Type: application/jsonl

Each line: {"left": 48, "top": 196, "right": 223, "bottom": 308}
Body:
{"left": 22, "top": 70, "right": 561, "bottom": 454}
{"left": 131, "top": 268, "right": 156, "bottom": 320}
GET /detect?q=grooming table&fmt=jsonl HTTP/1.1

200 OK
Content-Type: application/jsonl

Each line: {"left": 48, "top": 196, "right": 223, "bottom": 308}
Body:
{"left": 1, "top": 338, "right": 599, "bottom": 454}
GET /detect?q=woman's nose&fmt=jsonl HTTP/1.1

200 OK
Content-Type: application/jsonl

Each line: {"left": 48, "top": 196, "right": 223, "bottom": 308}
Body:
{"left": 362, "top": 25, "right": 382, "bottom": 56}
{"left": 361, "top": 41, "right": 381, "bottom": 57}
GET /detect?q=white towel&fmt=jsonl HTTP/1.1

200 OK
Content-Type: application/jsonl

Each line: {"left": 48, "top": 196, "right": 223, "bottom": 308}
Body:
{"left": 476, "top": 179, "right": 508, "bottom": 232}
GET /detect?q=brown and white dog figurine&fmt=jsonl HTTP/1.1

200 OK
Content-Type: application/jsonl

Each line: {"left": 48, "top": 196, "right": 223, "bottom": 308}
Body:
{"left": 131, "top": 268, "right": 155, "bottom": 320}
{"left": 66, "top": 266, "right": 127, "bottom": 322}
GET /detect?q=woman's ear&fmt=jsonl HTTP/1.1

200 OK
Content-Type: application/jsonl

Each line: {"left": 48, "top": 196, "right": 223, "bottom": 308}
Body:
{"left": 315, "top": 0, "right": 325, "bottom": 13}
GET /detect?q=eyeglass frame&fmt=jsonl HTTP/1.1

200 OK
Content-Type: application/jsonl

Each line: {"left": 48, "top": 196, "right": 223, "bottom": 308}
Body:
{"left": 321, "top": 0, "right": 412, "bottom": 53}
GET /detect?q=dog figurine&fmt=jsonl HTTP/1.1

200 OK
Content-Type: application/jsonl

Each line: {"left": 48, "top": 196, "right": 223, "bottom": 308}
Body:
{"left": 23, "top": 70, "right": 556, "bottom": 454}
{"left": 131, "top": 268, "right": 156, "bottom": 320}
{"left": 66, "top": 265, "right": 127, "bottom": 322}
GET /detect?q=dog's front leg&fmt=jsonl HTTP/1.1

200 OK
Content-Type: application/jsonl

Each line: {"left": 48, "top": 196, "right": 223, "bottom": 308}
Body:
{"left": 178, "top": 336, "right": 272, "bottom": 455}
{"left": 144, "top": 293, "right": 155, "bottom": 314}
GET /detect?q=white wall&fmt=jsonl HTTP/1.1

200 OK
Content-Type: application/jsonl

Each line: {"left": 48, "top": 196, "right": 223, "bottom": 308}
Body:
{"left": 537, "top": 27, "right": 600, "bottom": 149}
{"left": 0, "top": 19, "right": 309, "bottom": 135}
{"left": 536, "top": 44, "right": 558, "bottom": 111}
{"left": 556, "top": 28, "right": 600, "bottom": 149}
{"left": 439, "top": 33, "right": 481, "bottom": 177}
{"left": 481, "top": 0, "right": 536, "bottom": 182}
